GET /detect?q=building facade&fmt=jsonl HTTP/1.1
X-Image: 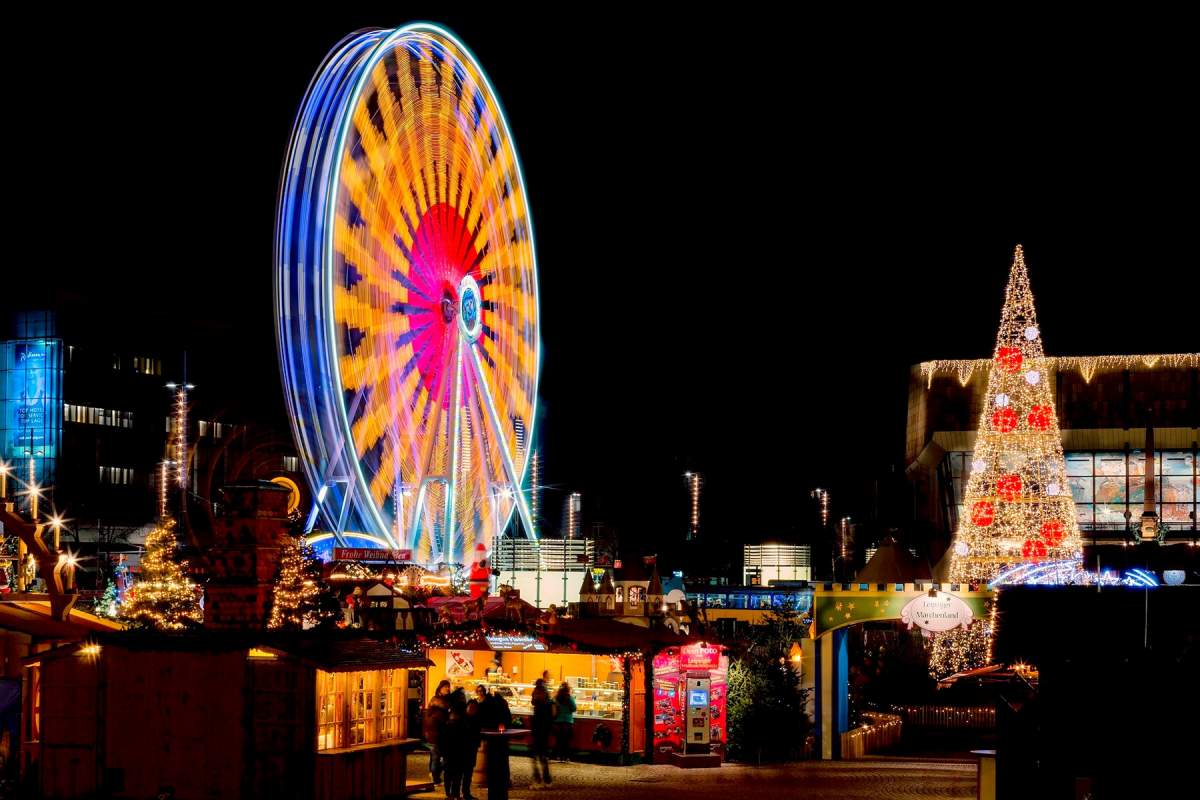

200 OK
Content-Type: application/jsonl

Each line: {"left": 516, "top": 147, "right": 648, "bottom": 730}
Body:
{"left": 907, "top": 354, "right": 1200, "bottom": 544}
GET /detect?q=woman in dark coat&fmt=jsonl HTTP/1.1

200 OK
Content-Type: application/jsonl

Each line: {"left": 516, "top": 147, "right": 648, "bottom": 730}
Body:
{"left": 424, "top": 680, "right": 452, "bottom": 784}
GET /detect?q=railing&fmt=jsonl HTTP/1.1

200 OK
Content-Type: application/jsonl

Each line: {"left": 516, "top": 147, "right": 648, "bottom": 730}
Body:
{"left": 1084, "top": 522, "right": 1197, "bottom": 532}
{"left": 840, "top": 712, "right": 902, "bottom": 759}
{"left": 892, "top": 704, "right": 996, "bottom": 731}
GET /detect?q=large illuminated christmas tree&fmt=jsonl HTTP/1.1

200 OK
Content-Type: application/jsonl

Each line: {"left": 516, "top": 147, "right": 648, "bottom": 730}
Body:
{"left": 122, "top": 520, "right": 202, "bottom": 630}
{"left": 930, "top": 246, "right": 1082, "bottom": 676}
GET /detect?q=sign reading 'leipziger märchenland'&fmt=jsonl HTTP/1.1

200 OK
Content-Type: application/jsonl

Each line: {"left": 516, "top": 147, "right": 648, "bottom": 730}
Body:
{"left": 900, "top": 591, "right": 976, "bottom": 632}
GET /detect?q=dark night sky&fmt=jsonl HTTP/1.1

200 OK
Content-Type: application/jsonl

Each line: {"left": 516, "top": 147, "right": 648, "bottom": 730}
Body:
{"left": 5, "top": 10, "right": 1197, "bottom": 559}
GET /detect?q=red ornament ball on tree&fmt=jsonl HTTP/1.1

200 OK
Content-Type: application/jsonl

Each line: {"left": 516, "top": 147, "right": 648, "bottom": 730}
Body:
{"left": 970, "top": 500, "right": 995, "bottom": 527}
{"left": 995, "top": 346, "right": 1023, "bottom": 373}
{"left": 1022, "top": 538, "right": 1047, "bottom": 562}
{"left": 1040, "top": 520, "right": 1065, "bottom": 547}
{"left": 996, "top": 473, "right": 1023, "bottom": 501}
{"left": 1027, "top": 405, "right": 1053, "bottom": 431}
{"left": 992, "top": 407, "right": 1018, "bottom": 433}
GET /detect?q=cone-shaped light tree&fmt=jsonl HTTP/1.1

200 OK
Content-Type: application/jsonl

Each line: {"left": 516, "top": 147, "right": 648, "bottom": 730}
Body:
{"left": 930, "top": 246, "right": 1083, "bottom": 676}
{"left": 122, "top": 519, "right": 202, "bottom": 631}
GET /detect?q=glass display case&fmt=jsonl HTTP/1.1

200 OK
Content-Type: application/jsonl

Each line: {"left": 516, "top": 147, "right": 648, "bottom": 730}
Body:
{"left": 481, "top": 675, "right": 624, "bottom": 720}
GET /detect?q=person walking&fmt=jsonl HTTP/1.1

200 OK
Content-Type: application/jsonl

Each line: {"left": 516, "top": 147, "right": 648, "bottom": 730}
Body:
{"left": 552, "top": 682, "right": 577, "bottom": 762}
{"left": 529, "top": 678, "right": 554, "bottom": 788}
{"left": 424, "top": 680, "right": 452, "bottom": 785}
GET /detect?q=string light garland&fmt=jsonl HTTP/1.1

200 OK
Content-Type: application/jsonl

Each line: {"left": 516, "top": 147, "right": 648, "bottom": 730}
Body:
{"left": 121, "top": 519, "right": 202, "bottom": 631}
{"left": 930, "top": 246, "right": 1083, "bottom": 678}
{"left": 920, "top": 352, "right": 1199, "bottom": 389}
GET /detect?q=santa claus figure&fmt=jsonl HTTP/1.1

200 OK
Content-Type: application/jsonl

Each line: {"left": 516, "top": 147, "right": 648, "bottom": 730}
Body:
{"left": 468, "top": 542, "right": 491, "bottom": 598}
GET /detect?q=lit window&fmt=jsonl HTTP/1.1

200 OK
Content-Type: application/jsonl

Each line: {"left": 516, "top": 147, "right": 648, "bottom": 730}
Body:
{"left": 316, "top": 668, "right": 405, "bottom": 751}
{"left": 64, "top": 404, "right": 133, "bottom": 428}
{"left": 99, "top": 466, "right": 134, "bottom": 485}
{"left": 283, "top": 456, "right": 299, "bottom": 472}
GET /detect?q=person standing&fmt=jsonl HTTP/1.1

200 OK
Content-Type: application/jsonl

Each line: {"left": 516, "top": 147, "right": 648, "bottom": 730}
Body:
{"left": 481, "top": 686, "right": 513, "bottom": 800}
{"left": 552, "top": 682, "right": 577, "bottom": 762}
{"left": 462, "top": 686, "right": 486, "bottom": 800}
{"left": 443, "top": 689, "right": 470, "bottom": 800}
{"left": 424, "top": 680, "right": 452, "bottom": 785}
{"left": 529, "top": 678, "right": 554, "bottom": 788}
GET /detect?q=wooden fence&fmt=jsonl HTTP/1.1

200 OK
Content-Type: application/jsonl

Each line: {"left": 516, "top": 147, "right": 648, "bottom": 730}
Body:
{"left": 892, "top": 704, "right": 996, "bottom": 730}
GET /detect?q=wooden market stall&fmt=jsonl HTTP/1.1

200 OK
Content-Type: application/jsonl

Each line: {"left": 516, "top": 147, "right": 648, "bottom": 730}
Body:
{"left": 423, "top": 614, "right": 722, "bottom": 763}
{"left": 24, "top": 631, "right": 431, "bottom": 799}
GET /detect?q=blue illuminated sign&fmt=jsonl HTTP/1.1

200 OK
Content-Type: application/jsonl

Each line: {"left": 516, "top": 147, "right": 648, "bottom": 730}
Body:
{"left": 0, "top": 336, "right": 63, "bottom": 496}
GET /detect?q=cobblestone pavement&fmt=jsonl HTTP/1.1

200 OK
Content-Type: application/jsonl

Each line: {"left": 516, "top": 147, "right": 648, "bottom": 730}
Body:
{"left": 408, "top": 753, "right": 977, "bottom": 800}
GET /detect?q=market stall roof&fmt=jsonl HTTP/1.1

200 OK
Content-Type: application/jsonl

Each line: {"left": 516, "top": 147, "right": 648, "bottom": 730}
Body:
{"left": 262, "top": 636, "right": 431, "bottom": 671}
{"left": 22, "top": 629, "right": 431, "bottom": 671}
{"left": 424, "top": 594, "right": 540, "bottom": 622}
{"left": 0, "top": 598, "right": 123, "bottom": 639}
{"left": 545, "top": 617, "right": 693, "bottom": 653}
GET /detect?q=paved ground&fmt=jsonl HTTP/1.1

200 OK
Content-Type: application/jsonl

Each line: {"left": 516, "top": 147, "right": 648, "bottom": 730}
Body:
{"left": 408, "top": 753, "right": 977, "bottom": 800}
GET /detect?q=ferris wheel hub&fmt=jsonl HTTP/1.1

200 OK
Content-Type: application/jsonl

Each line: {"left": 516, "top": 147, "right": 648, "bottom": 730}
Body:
{"left": 458, "top": 274, "right": 483, "bottom": 342}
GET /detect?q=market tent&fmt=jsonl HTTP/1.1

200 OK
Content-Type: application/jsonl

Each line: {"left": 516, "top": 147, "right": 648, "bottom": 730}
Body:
{"left": 856, "top": 539, "right": 933, "bottom": 584}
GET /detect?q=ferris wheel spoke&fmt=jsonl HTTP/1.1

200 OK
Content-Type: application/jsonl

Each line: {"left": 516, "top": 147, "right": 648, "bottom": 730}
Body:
{"left": 444, "top": 336, "right": 465, "bottom": 563}
{"left": 465, "top": 341, "right": 537, "bottom": 540}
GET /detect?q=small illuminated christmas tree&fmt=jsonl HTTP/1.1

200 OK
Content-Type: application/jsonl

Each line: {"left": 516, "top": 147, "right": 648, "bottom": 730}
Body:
{"left": 930, "top": 246, "right": 1082, "bottom": 676}
{"left": 95, "top": 579, "right": 121, "bottom": 620}
{"left": 268, "top": 536, "right": 326, "bottom": 630}
{"left": 122, "top": 520, "right": 202, "bottom": 631}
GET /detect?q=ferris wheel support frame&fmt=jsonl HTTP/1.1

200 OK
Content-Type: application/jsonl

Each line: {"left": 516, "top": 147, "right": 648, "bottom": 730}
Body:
{"left": 466, "top": 336, "right": 539, "bottom": 544}
{"left": 405, "top": 329, "right": 538, "bottom": 564}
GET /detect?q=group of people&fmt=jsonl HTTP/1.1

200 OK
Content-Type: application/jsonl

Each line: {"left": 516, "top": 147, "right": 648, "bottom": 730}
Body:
{"left": 528, "top": 677, "right": 578, "bottom": 788}
{"left": 423, "top": 673, "right": 578, "bottom": 797}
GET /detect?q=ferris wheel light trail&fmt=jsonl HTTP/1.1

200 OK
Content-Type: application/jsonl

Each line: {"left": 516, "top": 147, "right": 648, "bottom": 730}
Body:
{"left": 276, "top": 23, "right": 540, "bottom": 564}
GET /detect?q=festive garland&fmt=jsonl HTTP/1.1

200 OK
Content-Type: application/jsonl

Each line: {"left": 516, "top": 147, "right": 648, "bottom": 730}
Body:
{"left": 920, "top": 352, "right": 1199, "bottom": 389}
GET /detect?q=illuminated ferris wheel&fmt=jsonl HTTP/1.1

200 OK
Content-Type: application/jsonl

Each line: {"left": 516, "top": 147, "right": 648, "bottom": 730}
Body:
{"left": 275, "top": 23, "right": 540, "bottom": 565}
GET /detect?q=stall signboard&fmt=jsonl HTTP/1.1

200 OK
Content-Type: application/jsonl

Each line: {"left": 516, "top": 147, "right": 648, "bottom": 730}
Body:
{"left": 484, "top": 634, "right": 547, "bottom": 652}
{"left": 333, "top": 548, "right": 413, "bottom": 562}
{"left": 679, "top": 642, "right": 721, "bottom": 671}
{"left": 900, "top": 591, "right": 975, "bottom": 633}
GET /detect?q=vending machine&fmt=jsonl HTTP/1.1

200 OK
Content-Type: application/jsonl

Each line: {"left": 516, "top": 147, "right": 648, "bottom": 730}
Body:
{"left": 685, "top": 675, "right": 711, "bottom": 753}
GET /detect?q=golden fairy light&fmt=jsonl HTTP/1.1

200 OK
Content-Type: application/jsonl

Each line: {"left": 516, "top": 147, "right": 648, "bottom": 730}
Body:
{"left": 122, "top": 519, "right": 201, "bottom": 631}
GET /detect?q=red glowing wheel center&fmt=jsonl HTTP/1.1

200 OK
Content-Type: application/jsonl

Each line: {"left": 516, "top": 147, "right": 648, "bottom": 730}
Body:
{"left": 407, "top": 203, "right": 482, "bottom": 401}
